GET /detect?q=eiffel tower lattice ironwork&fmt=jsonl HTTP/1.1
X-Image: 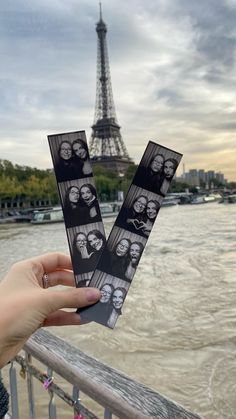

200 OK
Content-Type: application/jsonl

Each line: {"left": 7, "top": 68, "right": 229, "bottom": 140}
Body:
{"left": 89, "top": 4, "right": 133, "bottom": 173}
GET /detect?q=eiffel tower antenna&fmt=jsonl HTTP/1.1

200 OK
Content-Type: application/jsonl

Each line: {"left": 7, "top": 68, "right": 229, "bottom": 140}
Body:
{"left": 89, "top": 3, "right": 133, "bottom": 173}
{"left": 99, "top": 1, "right": 102, "bottom": 20}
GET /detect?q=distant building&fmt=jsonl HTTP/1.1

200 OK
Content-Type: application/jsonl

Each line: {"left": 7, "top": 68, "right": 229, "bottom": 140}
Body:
{"left": 198, "top": 169, "right": 206, "bottom": 183}
{"left": 206, "top": 170, "right": 215, "bottom": 182}
{"left": 181, "top": 167, "right": 226, "bottom": 187}
{"left": 215, "top": 172, "right": 225, "bottom": 184}
{"left": 182, "top": 169, "right": 199, "bottom": 186}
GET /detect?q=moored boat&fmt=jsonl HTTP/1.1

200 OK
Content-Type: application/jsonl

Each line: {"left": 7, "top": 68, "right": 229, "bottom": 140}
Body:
{"left": 190, "top": 193, "right": 222, "bottom": 204}
{"left": 99, "top": 202, "right": 121, "bottom": 217}
{"left": 204, "top": 193, "right": 222, "bottom": 202}
{"left": 161, "top": 196, "right": 179, "bottom": 206}
{"left": 219, "top": 194, "right": 236, "bottom": 204}
{"left": 31, "top": 207, "right": 63, "bottom": 224}
{"left": 31, "top": 202, "right": 121, "bottom": 225}
{"left": 0, "top": 211, "right": 32, "bottom": 224}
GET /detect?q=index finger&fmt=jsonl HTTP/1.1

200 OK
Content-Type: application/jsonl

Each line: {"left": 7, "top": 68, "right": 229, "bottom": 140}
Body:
{"left": 30, "top": 252, "right": 72, "bottom": 275}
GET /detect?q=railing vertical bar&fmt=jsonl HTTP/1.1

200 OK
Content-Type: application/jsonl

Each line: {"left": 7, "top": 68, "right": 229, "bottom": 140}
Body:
{"left": 9, "top": 361, "right": 20, "bottom": 419}
{"left": 47, "top": 367, "right": 57, "bottom": 419}
{"left": 25, "top": 352, "right": 36, "bottom": 419}
{"left": 104, "top": 409, "right": 112, "bottom": 419}
{"left": 72, "top": 385, "right": 79, "bottom": 416}
{"left": 72, "top": 384, "right": 79, "bottom": 402}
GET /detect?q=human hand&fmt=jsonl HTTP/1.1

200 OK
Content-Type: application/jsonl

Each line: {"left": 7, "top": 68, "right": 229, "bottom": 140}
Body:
{"left": 0, "top": 252, "right": 100, "bottom": 368}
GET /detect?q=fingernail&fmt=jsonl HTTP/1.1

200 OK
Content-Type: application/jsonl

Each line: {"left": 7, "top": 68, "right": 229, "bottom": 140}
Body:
{"left": 85, "top": 288, "right": 101, "bottom": 303}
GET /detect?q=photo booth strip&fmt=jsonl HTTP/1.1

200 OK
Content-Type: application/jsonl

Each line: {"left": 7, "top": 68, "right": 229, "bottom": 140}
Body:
{"left": 48, "top": 130, "right": 106, "bottom": 279}
{"left": 79, "top": 141, "right": 182, "bottom": 328}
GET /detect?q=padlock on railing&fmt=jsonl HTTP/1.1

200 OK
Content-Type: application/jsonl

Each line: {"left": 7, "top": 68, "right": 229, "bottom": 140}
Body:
{"left": 19, "top": 366, "right": 26, "bottom": 380}
{"left": 43, "top": 376, "right": 54, "bottom": 390}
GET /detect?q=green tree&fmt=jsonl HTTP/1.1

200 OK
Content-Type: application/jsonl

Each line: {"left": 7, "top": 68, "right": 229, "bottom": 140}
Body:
{"left": 169, "top": 180, "right": 190, "bottom": 193}
{"left": 0, "top": 175, "right": 23, "bottom": 198}
{"left": 24, "top": 175, "right": 45, "bottom": 199}
{"left": 228, "top": 181, "right": 236, "bottom": 189}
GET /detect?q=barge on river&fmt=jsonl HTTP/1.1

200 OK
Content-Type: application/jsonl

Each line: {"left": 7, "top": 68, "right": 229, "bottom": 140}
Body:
{"left": 31, "top": 203, "right": 121, "bottom": 225}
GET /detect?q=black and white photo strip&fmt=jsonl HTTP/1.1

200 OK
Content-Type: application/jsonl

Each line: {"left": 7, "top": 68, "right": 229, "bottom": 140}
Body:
{"left": 115, "top": 185, "right": 162, "bottom": 238}
{"left": 132, "top": 141, "right": 181, "bottom": 196}
{"left": 48, "top": 130, "right": 106, "bottom": 283}
{"left": 79, "top": 271, "right": 130, "bottom": 328}
{"left": 67, "top": 222, "right": 106, "bottom": 277}
{"left": 78, "top": 141, "right": 182, "bottom": 329}
{"left": 48, "top": 130, "right": 93, "bottom": 183}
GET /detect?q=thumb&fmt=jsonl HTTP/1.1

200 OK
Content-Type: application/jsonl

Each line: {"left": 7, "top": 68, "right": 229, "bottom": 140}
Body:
{"left": 44, "top": 287, "right": 101, "bottom": 314}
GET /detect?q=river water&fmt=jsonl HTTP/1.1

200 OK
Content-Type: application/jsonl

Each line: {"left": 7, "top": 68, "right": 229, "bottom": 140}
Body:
{"left": 1, "top": 202, "right": 236, "bottom": 419}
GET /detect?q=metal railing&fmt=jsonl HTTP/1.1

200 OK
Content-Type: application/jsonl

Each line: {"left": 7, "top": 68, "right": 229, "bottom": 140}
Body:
{"left": 2, "top": 329, "right": 202, "bottom": 419}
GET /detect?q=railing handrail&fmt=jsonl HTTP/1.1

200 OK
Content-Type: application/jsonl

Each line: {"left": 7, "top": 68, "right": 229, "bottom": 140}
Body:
{"left": 24, "top": 329, "right": 201, "bottom": 419}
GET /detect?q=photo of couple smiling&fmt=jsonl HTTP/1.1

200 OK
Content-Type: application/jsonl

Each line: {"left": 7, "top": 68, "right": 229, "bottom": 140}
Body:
{"left": 79, "top": 281, "right": 128, "bottom": 327}
{"left": 97, "top": 227, "right": 146, "bottom": 282}
{"left": 49, "top": 132, "right": 92, "bottom": 182}
{"left": 67, "top": 223, "right": 106, "bottom": 275}
{"left": 59, "top": 179, "right": 101, "bottom": 227}
{"left": 116, "top": 185, "right": 162, "bottom": 238}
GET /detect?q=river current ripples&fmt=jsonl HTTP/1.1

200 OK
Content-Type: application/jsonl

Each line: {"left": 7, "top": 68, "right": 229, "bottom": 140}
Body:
{"left": 1, "top": 202, "right": 236, "bottom": 418}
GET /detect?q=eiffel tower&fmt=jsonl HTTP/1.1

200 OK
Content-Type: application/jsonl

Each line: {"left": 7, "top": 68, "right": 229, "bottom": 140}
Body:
{"left": 89, "top": 3, "right": 133, "bottom": 173}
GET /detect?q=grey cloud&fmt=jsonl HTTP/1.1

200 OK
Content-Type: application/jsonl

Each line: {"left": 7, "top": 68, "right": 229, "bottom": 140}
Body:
{"left": 209, "top": 121, "right": 236, "bottom": 131}
{"left": 157, "top": 88, "right": 193, "bottom": 107}
{"left": 175, "top": 0, "right": 236, "bottom": 70}
{"left": 0, "top": 0, "right": 235, "bottom": 179}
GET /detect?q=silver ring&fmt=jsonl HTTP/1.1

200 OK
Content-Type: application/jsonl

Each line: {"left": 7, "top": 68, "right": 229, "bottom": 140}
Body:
{"left": 42, "top": 273, "right": 49, "bottom": 289}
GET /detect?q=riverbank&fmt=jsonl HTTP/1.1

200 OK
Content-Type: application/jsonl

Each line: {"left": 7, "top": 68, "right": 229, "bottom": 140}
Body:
{"left": 0, "top": 191, "right": 234, "bottom": 225}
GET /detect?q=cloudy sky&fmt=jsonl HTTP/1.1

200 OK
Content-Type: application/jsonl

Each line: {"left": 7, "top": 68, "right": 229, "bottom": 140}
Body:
{"left": 0, "top": 0, "right": 236, "bottom": 180}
